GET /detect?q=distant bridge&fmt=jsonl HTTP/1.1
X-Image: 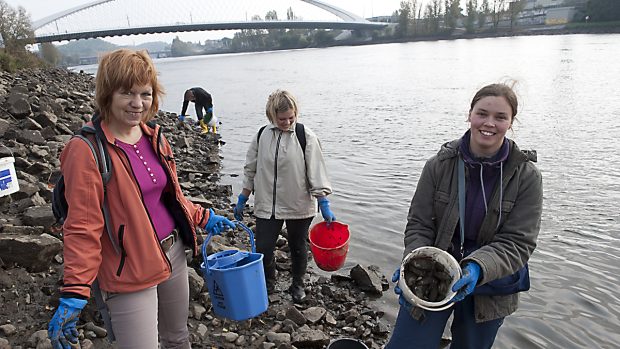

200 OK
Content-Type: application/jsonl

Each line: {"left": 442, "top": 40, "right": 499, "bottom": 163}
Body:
{"left": 32, "top": 0, "right": 386, "bottom": 43}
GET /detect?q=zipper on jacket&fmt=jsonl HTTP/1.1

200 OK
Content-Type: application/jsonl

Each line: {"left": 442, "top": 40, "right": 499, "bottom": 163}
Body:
{"left": 116, "top": 225, "right": 126, "bottom": 276}
{"left": 271, "top": 131, "right": 283, "bottom": 217}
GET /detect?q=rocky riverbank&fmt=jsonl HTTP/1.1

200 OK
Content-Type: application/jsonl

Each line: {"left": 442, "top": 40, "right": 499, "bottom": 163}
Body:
{"left": 0, "top": 68, "right": 391, "bottom": 348}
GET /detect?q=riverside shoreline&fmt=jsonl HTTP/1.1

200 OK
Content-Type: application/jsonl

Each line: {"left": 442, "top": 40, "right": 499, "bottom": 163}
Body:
{"left": 0, "top": 67, "right": 391, "bottom": 348}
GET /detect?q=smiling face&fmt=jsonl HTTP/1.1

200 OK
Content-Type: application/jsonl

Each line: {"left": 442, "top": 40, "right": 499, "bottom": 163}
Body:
{"left": 275, "top": 108, "right": 296, "bottom": 131}
{"left": 109, "top": 84, "right": 153, "bottom": 130}
{"left": 468, "top": 96, "right": 513, "bottom": 157}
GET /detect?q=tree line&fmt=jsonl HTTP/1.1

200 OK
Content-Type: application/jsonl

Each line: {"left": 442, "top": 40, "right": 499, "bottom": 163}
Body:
{"left": 393, "top": 0, "right": 620, "bottom": 38}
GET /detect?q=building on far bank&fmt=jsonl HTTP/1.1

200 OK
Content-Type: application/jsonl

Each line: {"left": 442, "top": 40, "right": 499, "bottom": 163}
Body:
{"left": 520, "top": 0, "right": 587, "bottom": 26}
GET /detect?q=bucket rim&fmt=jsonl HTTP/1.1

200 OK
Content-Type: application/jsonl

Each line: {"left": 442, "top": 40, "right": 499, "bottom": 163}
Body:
{"left": 309, "top": 221, "right": 350, "bottom": 251}
{"left": 201, "top": 253, "right": 263, "bottom": 272}
{"left": 399, "top": 246, "right": 461, "bottom": 310}
{"left": 0, "top": 157, "right": 15, "bottom": 164}
{"left": 327, "top": 337, "right": 369, "bottom": 348}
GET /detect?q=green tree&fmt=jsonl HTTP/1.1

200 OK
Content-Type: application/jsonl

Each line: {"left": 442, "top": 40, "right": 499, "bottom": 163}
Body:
{"left": 396, "top": 1, "right": 412, "bottom": 38}
{"left": 478, "top": 0, "right": 490, "bottom": 28}
{"left": 287, "top": 7, "right": 297, "bottom": 20}
{"left": 507, "top": 0, "right": 526, "bottom": 31}
{"left": 490, "top": 0, "right": 507, "bottom": 30}
{"left": 0, "top": 0, "right": 34, "bottom": 53}
{"left": 311, "top": 29, "right": 334, "bottom": 46}
{"left": 465, "top": 0, "right": 478, "bottom": 33}
{"left": 586, "top": 0, "right": 620, "bottom": 21}
{"left": 171, "top": 36, "right": 196, "bottom": 56}
{"left": 425, "top": 0, "right": 442, "bottom": 35}
{"left": 40, "top": 42, "right": 61, "bottom": 66}
{"left": 444, "top": 0, "right": 462, "bottom": 31}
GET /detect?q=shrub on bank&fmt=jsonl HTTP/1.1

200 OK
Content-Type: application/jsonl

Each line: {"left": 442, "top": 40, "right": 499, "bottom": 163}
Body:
{"left": 0, "top": 49, "right": 44, "bottom": 72}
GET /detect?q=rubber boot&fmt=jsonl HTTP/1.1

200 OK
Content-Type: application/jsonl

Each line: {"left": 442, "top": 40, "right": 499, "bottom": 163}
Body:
{"left": 199, "top": 120, "right": 209, "bottom": 134}
{"left": 264, "top": 259, "right": 277, "bottom": 294}
{"left": 211, "top": 125, "right": 217, "bottom": 134}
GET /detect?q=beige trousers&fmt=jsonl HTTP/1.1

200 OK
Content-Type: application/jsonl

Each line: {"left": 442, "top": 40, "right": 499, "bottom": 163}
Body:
{"left": 103, "top": 240, "right": 191, "bottom": 349}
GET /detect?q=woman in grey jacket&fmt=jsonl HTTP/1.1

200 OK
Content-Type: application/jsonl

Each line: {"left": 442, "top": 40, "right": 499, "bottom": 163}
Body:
{"left": 233, "top": 90, "right": 335, "bottom": 303}
{"left": 386, "top": 83, "right": 543, "bottom": 348}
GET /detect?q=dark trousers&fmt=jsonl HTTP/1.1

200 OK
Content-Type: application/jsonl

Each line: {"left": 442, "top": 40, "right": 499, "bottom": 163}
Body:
{"left": 255, "top": 216, "right": 314, "bottom": 285}
{"left": 385, "top": 296, "right": 504, "bottom": 349}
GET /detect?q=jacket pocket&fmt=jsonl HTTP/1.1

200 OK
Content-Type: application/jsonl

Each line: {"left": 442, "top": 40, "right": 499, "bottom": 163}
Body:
{"left": 433, "top": 190, "right": 450, "bottom": 224}
{"left": 116, "top": 225, "right": 126, "bottom": 277}
{"left": 494, "top": 199, "right": 515, "bottom": 227}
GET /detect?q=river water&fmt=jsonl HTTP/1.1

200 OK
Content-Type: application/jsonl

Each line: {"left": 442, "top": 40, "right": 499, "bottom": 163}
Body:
{"left": 79, "top": 33, "right": 620, "bottom": 348}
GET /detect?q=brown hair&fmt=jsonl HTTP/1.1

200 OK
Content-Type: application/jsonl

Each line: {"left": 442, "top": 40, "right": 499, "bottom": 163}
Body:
{"left": 95, "top": 49, "right": 164, "bottom": 122}
{"left": 265, "top": 89, "right": 298, "bottom": 124}
{"left": 470, "top": 83, "right": 518, "bottom": 122}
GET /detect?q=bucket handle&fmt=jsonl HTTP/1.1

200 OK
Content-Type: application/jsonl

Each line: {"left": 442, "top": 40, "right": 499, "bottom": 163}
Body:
{"left": 201, "top": 221, "right": 256, "bottom": 268}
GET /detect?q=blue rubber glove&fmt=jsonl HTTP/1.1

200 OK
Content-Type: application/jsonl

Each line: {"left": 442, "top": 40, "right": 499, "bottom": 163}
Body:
{"left": 48, "top": 297, "right": 87, "bottom": 349}
{"left": 233, "top": 194, "right": 249, "bottom": 221}
{"left": 451, "top": 262, "right": 482, "bottom": 303}
{"left": 178, "top": 114, "right": 186, "bottom": 121}
{"left": 317, "top": 197, "right": 336, "bottom": 223}
{"left": 392, "top": 268, "right": 415, "bottom": 314}
{"left": 205, "top": 208, "right": 236, "bottom": 235}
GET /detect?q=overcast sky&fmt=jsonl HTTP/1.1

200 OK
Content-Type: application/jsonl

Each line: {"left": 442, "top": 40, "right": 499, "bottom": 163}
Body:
{"left": 4, "top": 0, "right": 416, "bottom": 44}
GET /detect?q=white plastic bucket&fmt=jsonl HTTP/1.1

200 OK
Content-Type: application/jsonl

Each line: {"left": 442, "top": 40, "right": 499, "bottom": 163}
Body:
{"left": 0, "top": 157, "right": 19, "bottom": 197}
{"left": 399, "top": 246, "right": 462, "bottom": 311}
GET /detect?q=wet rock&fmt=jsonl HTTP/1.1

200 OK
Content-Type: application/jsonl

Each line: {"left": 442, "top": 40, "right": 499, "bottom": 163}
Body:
{"left": 350, "top": 264, "right": 384, "bottom": 294}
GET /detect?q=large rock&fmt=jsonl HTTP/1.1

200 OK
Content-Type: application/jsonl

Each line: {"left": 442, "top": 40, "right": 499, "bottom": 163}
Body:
{"left": 0, "top": 233, "right": 62, "bottom": 272}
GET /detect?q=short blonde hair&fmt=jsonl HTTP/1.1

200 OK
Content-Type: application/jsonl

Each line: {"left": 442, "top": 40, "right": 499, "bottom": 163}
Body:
{"left": 265, "top": 89, "right": 298, "bottom": 124}
{"left": 95, "top": 49, "right": 164, "bottom": 122}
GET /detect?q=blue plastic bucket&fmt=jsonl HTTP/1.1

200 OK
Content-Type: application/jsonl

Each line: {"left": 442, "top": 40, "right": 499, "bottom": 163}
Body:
{"left": 200, "top": 222, "right": 268, "bottom": 321}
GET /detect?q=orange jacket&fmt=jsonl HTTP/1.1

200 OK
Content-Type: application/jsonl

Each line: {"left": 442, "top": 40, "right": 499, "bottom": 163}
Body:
{"left": 60, "top": 121, "right": 209, "bottom": 298}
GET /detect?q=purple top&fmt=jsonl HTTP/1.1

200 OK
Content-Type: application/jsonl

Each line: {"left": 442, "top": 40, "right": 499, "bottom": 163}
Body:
{"left": 450, "top": 130, "right": 510, "bottom": 259}
{"left": 116, "top": 135, "right": 176, "bottom": 241}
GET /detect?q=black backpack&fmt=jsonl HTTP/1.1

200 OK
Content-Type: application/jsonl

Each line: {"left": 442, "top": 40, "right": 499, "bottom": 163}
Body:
{"left": 51, "top": 118, "right": 119, "bottom": 253}
{"left": 257, "top": 122, "right": 306, "bottom": 156}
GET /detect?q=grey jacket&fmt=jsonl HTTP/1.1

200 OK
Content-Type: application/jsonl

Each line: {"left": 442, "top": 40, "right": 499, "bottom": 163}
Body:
{"left": 404, "top": 138, "right": 543, "bottom": 322}
{"left": 243, "top": 123, "right": 332, "bottom": 220}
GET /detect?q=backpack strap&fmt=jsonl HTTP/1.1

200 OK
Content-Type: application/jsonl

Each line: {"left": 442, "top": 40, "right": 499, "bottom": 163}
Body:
{"left": 256, "top": 125, "right": 267, "bottom": 147}
{"left": 79, "top": 120, "right": 119, "bottom": 255}
{"left": 295, "top": 123, "right": 306, "bottom": 156}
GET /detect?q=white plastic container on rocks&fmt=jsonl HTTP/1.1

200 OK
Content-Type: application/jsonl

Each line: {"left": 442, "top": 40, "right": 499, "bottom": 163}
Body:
{"left": 399, "top": 246, "right": 462, "bottom": 311}
{"left": 0, "top": 157, "right": 19, "bottom": 197}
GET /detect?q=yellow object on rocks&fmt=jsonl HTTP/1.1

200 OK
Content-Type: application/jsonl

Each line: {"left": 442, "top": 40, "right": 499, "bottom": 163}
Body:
{"left": 200, "top": 119, "right": 217, "bottom": 134}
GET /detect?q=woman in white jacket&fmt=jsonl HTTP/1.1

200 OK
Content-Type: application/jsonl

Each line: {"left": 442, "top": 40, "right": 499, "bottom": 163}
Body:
{"left": 234, "top": 90, "right": 335, "bottom": 303}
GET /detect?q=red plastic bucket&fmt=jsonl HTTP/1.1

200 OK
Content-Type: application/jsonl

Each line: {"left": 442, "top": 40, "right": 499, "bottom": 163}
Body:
{"left": 309, "top": 221, "right": 350, "bottom": 271}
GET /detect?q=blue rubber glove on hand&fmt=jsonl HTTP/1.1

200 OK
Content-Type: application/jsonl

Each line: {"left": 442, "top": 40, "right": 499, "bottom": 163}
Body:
{"left": 48, "top": 297, "right": 87, "bottom": 349}
{"left": 317, "top": 197, "right": 336, "bottom": 223}
{"left": 451, "top": 262, "right": 482, "bottom": 303}
{"left": 178, "top": 114, "right": 186, "bottom": 121}
{"left": 205, "top": 208, "right": 236, "bottom": 235}
{"left": 233, "top": 194, "right": 249, "bottom": 221}
{"left": 392, "top": 268, "right": 415, "bottom": 314}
